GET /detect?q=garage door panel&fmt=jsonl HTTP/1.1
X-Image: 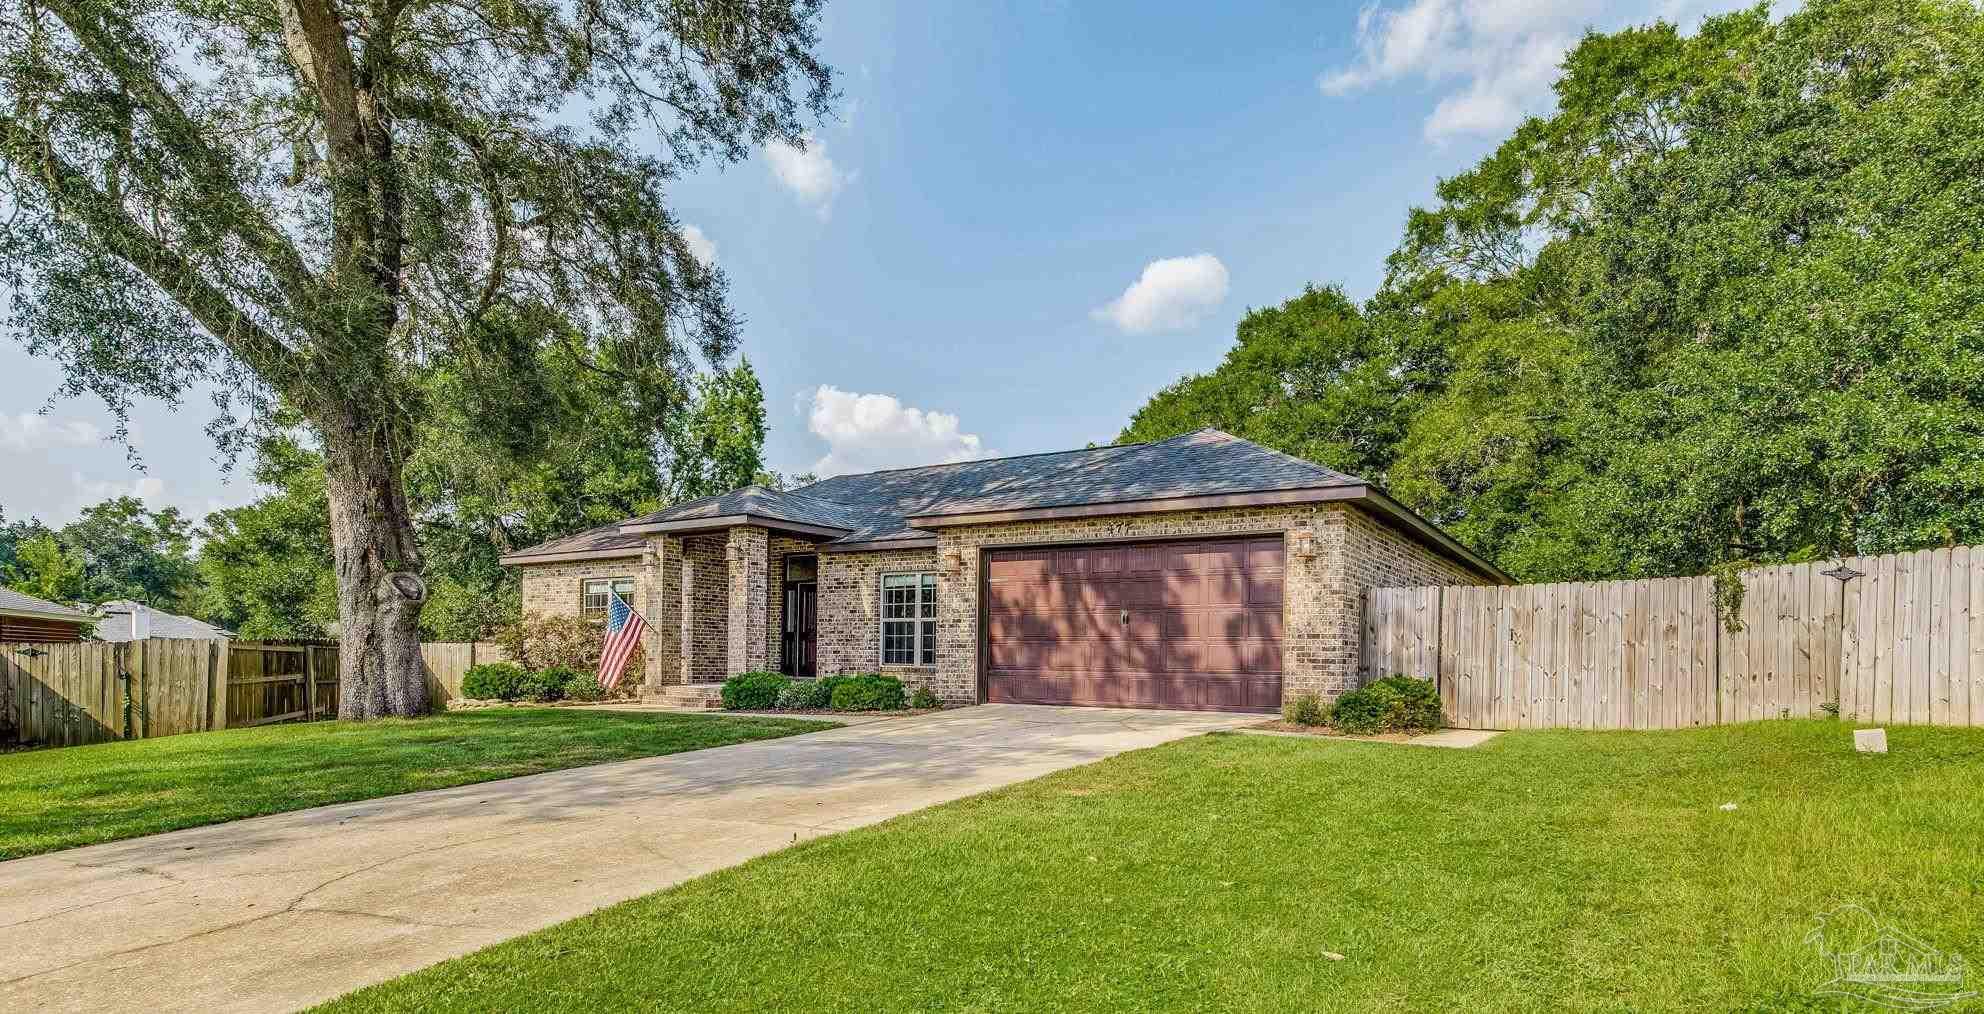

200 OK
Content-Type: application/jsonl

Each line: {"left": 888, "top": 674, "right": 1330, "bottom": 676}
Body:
{"left": 984, "top": 537, "right": 1283, "bottom": 713}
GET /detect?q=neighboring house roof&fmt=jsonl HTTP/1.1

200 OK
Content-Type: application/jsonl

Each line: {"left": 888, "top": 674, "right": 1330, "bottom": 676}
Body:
{"left": 94, "top": 600, "right": 234, "bottom": 641}
{"left": 501, "top": 428, "right": 1506, "bottom": 579}
{"left": 0, "top": 586, "right": 93, "bottom": 624}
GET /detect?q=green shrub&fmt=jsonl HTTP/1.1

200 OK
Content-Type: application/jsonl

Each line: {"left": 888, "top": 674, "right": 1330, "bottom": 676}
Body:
{"left": 775, "top": 679, "right": 830, "bottom": 711}
{"left": 518, "top": 667, "right": 568, "bottom": 703}
{"left": 1282, "top": 691, "right": 1324, "bottom": 726}
{"left": 721, "top": 671, "right": 791, "bottom": 710}
{"left": 460, "top": 662, "right": 527, "bottom": 702}
{"left": 909, "top": 686, "right": 939, "bottom": 710}
{"left": 1329, "top": 675, "right": 1441, "bottom": 735}
{"left": 829, "top": 674, "right": 906, "bottom": 712}
{"left": 554, "top": 666, "right": 605, "bottom": 703}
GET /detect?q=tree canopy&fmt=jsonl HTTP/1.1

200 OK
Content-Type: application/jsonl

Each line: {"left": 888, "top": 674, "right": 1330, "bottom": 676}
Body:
{"left": 1124, "top": 0, "right": 1984, "bottom": 582}
{"left": 1, "top": 0, "right": 833, "bottom": 715}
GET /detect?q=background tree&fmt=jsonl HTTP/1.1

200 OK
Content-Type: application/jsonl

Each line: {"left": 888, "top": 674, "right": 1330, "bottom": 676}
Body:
{"left": 1, "top": 0, "right": 833, "bottom": 716}
{"left": 665, "top": 358, "right": 769, "bottom": 502}
{"left": 3, "top": 533, "right": 84, "bottom": 603}
{"left": 199, "top": 433, "right": 339, "bottom": 639}
{"left": 1123, "top": 0, "right": 1984, "bottom": 582}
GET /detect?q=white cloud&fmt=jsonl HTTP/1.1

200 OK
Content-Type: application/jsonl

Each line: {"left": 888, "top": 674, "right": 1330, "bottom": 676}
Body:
{"left": 1092, "top": 254, "right": 1231, "bottom": 334}
{"left": 1319, "top": 0, "right": 1720, "bottom": 141}
{"left": 804, "top": 386, "right": 991, "bottom": 477}
{"left": 71, "top": 472, "right": 166, "bottom": 506}
{"left": 0, "top": 413, "right": 102, "bottom": 451}
{"left": 679, "top": 224, "right": 718, "bottom": 267}
{"left": 765, "top": 132, "right": 853, "bottom": 218}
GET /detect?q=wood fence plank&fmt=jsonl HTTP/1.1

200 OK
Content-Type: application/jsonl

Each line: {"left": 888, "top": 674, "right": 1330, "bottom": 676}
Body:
{"left": 1931, "top": 548, "right": 1953, "bottom": 725}
{"left": 1913, "top": 549, "right": 1935, "bottom": 724}
{"left": 1951, "top": 547, "right": 1970, "bottom": 728}
{"left": 1970, "top": 548, "right": 1984, "bottom": 728}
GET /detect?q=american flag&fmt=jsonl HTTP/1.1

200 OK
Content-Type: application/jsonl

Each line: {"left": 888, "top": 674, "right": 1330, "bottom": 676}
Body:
{"left": 598, "top": 590, "right": 648, "bottom": 692}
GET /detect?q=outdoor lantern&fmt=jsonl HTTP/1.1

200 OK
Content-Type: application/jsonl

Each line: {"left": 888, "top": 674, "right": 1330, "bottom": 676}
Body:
{"left": 942, "top": 547, "right": 965, "bottom": 572}
{"left": 1290, "top": 529, "right": 1317, "bottom": 561}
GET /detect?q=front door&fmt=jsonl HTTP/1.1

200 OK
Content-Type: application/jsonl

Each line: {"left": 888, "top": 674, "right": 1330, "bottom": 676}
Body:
{"left": 782, "top": 554, "right": 819, "bottom": 678}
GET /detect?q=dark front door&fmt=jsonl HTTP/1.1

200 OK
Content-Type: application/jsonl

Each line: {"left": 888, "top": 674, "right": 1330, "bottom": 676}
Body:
{"left": 983, "top": 537, "right": 1284, "bottom": 712}
{"left": 782, "top": 554, "right": 819, "bottom": 678}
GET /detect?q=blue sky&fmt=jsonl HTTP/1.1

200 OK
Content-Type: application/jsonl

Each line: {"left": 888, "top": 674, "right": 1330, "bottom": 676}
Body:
{"left": 0, "top": 0, "right": 1733, "bottom": 526}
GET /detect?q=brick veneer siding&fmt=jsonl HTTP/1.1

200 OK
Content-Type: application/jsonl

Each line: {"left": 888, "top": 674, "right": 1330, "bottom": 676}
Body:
{"left": 516, "top": 549, "right": 679, "bottom": 693}
{"left": 725, "top": 526, "right": 771, "bottom": 673}
{"left": 816, "top": 547, "right": 943, "bottom": 693}
{"left": 679, "top": 534, "right": 730, "bottom": 682}
{"left": 925, "top": 502, "right": 1495, "bottom": 707}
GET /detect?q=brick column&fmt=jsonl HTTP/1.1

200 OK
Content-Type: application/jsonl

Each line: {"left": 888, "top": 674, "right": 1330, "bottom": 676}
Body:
{"left": 726, "top": 526, "right": 770, "bottom": 675}
{"left": 642, "top": 535, "right": 683, "bottom": 690}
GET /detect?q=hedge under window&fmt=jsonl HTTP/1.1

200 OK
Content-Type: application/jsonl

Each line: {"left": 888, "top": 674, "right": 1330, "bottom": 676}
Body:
{"left": 881, "top": 573, "right": 938, "bottom": 666}
{"left": 581, "top": 577, "right": 636, "bottom": 617}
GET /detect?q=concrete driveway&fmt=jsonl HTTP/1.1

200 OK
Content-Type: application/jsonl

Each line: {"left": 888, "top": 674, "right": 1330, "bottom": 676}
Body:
{"left": 0, "top": 704, "right": 1253, "bottom": 1013}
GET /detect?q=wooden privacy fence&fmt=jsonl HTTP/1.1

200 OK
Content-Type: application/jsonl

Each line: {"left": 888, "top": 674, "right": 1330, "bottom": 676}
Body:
{"left": 1, "top": 639, "right": 505, "bottom": 748}
{"left": 1366, "top": 547, "right": 1984, "bottom": 730}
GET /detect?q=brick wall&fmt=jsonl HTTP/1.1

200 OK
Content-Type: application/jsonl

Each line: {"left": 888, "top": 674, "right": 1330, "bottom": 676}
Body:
{"left": 680, "top": 534, "right": 729, "bottom": 682}
{"left": 817, "top": 547, "right": 942, "bottom": 693}
{"left": 726, "top": 526, "right": 770, "bottom": 673}
{"left": 518, "top": 556, "right": 646, "bottom": 621}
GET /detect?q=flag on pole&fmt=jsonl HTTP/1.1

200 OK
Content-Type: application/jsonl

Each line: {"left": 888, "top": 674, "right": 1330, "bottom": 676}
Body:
{"left": 598, "top": 590, "right": 647, "bottom": 692}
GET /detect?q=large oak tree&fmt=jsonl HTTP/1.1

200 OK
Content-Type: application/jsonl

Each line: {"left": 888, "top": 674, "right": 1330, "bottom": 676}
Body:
{"left": 0, "top": 0, "right": 832, "bottom": 716}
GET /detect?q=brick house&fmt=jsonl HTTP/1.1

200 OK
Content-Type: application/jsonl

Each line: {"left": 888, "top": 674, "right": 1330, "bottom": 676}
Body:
{"left": 501, "top": 428, "right": 1505, "bottom": 713}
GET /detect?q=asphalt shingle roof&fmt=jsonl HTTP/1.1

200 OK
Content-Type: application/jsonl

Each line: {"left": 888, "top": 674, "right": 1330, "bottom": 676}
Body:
{"left": 506, "top": 429, "right": 1374, "bottom": 555}
{"left": 94, "top": 600, "right": 234, "bottom": 641}
{"left": 499, "top": 520, "right": 649, "bottom": 562}
{"left": 0, "top": 586, "right": 91, "bottom": 621}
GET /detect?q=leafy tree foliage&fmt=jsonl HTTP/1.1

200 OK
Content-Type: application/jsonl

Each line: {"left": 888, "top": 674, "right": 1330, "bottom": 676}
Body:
{"left": 665, "top": 358, "right": 769, "bottom": 502}
{"left": 0, "top": 498, "right": 198, "bottom": 609}
{"left": 199, "top": 434, "right": 339, "bottom": 639}
{"left": 0, "top": 0, "right": 833, "bottom": 715}
{"left": 1125, "top": 0, "right": 1984, "bottom": 581}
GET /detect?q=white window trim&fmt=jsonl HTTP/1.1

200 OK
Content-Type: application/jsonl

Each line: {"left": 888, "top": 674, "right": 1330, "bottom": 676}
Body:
{"left": 580, "top": 576, "right": 636, "bottom": 617}
{"left": 878, "top": 571, "right": 938, "bottom": 667}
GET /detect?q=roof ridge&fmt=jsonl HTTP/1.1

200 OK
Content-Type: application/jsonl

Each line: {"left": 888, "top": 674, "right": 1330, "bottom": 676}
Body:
{"left": 794, "top": 437, "right": 1146, "bottom": 488}
{"left": 1183, "top": 427, "right": 1367, "bottom": 484}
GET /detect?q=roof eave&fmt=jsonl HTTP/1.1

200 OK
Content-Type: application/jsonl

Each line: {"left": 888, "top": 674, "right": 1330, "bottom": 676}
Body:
{"left": 499, "top": 546, "right": 648, "bottom": 566}
{"left": 0, "top": 606, "right": 91, "bottom": 623}
{"left": 618, "top": 513, "right": 852, "bottom": 539}
{"left": 823, "top": 535, "right": 940, "bottom": 553}
{"left": 1353, "top": 488, "right": 1512, "bottom": 584}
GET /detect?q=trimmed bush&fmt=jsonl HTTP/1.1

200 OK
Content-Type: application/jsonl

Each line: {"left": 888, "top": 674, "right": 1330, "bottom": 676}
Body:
{"left": 1329, "top": 675, "right": 1441, "bottom": 735}
{"left": 829, "top": 674, "right": 906, "bottom": 712}
{"left": 460, "top": 662, "right": 527, "bottom": 702}
{"left": 1281, "top": 691, "right": 1324, "bottom": 726}
{"left": 518, "top": 667, "right": 568, "bottom": 703}
{"left": 721, "top": 671, "right": 792, "bottom": 711}
{"left": 909, "top": 686, "right": 939, "bottom": 710}
{"left": 552, "top": 666, "right": 605, "bottom": 703}
{"left": 775, "top": 679, "right": 830, "bottom": 711}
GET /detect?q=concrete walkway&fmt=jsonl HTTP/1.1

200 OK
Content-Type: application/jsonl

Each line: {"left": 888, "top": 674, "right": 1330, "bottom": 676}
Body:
{"left": 0, "top": 705, "right": 1251, "bottom": 1013}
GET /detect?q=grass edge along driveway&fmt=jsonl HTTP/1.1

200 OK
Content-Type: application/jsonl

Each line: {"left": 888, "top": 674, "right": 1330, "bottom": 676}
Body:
{"left": 0, "top": 708, "right": 834, "bottom": 860}
{"left": 323, "top": 720, "right": 1984, "bottom": 1013}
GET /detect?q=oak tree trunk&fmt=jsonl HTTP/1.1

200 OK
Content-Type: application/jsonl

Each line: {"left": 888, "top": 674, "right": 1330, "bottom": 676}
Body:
{"left": 322, "top": 411, "right": 428, "bottom": 719}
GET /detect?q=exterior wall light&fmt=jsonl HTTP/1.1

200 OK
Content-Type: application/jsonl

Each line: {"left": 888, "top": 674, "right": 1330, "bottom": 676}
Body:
{"left": 1290, "top": 529, "right": 1317, "bottom": 561}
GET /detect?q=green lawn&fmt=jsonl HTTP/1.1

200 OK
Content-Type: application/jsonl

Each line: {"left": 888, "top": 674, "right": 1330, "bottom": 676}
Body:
{"left": 323, "top": 721, "right": 1984, "bottom": 1012}
{"left": 0, "top": 709, "right": 832, "bottom": 860}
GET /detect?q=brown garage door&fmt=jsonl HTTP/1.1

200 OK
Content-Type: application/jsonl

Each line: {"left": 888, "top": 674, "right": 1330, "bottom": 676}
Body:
{"left": 984, "top": 537, "right": 1284, "bottom": 712}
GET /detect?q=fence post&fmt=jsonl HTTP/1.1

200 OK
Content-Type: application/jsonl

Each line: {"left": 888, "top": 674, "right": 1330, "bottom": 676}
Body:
{"left": 302, "top": 645, "right": 316, "bottom": 722}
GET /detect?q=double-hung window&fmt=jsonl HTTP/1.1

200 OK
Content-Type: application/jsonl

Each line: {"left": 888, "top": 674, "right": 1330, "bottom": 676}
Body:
{"left": 581, "top": 577, "right": 636, "bottom": 617}
{"left": 881, "top": 573, "right": 938, "bottom": 666}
